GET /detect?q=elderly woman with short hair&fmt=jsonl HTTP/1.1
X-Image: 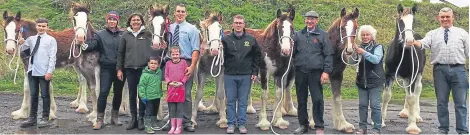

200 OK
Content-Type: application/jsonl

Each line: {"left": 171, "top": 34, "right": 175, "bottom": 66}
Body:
{"left": 354, "top": 25, "right": 385, "bottom": 134}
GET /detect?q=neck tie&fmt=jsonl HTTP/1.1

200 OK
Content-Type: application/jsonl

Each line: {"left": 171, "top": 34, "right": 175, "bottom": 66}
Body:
{"left": 31, "top": 36, "right": 42, "bottom": 64}
{"left": 172, "top": 25, "right": 179, "bottom": 46}
{"left": 444, "top": 28, "right": 449, "bottom": 44}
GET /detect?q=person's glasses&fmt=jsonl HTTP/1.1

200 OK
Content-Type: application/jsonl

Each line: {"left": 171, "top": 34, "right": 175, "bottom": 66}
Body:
{"left": 176, "top": 10, "right": 186, "bottom": 13}
{"left": 233, "top": 22, "right": 245, "bottom": 25}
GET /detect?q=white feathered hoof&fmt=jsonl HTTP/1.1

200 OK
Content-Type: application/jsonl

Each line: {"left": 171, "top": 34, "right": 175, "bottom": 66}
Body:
{"left": 48, "top": 112, "right": 57, "bottom": 120}
{"left": 216, "top": 119, "right": 228, "bottom": 128}
{"left": 156, "top": 114, "right": 163, "bottom": 121}
{"left": 406, "top": 123, "right": 421, "bottom": 134}
{"left": 381, "top": 119, "right": 387, "bottom": 127}
{"left": 75, "top": 104, "right": 89, "bottom": 114}
{"left": 399, "top": 109, "right": 409, "bottom": 118}
{"left": 191, "top": 118, "right": 198, "bottom": 126}
{"left": 273, "top": 118, "right": 289, "bottom": 129}
{"left": 337, "top": 120, "right": 355, "bottom": 133}
{"left": 206, "top": 104, "right": 218, "bottom": 113}
{"left": 119, "top": 106, "right": 130, "bottom": 116}
{"left": 86, "top": 111, "right": 97, "bottom": 124}
{"left": 70, "top": 99, "right": 79, "bottom": 108}
{"left": 416, "top": 115, "right": 423, "bottom": 123}
{"left": 281, "top": 107, "right": 287, "bottom": 115}
{"left": 11, "top": 109, "right": 29, "bottom": 120}
{"left": 246, "top": 105, "right": 256, "bottom": 114}
{"left": 286, "top": 107, "right": 298, "bottom": 116}
{"left": 255, "top": 118, "right": 271, "bottom": 131}
{"left": 308, "top": 118, "right": 315, "bottom": 129}
{"left": 198, "top": 103, "right": 207, "bottom": 112}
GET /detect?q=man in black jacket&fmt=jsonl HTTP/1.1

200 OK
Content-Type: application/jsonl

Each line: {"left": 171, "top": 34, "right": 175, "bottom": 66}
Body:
{"left": 81, "top": 11, "right": 125, "bottom": 130}
{"left": 216, "top": 14, "right": 261, "bottom": 134}
{"left": 293, "top": 11, "right": 333, "bottom": 134}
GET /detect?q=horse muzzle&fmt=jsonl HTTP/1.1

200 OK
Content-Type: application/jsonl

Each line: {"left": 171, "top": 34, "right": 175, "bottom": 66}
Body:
{"left": 281, "top": 48, "right": 291, "bottom": 56}
{"left": 210, "top": 48, "right": 220, "bottom": 56}
{"left": 6, "top": 49, "right": 15, "bottom": 55}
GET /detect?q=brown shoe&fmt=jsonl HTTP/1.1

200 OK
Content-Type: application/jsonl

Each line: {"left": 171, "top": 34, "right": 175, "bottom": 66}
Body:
{"left": 110, "top": 110, "right": 122, "bottom": 126}
{"left": 93, "top": 113, "right": 105, "bottom": 130}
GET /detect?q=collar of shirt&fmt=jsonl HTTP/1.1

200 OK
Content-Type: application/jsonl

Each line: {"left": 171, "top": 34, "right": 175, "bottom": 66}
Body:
{"left": 440, "top": 26, "right": 454, "bottom": 32}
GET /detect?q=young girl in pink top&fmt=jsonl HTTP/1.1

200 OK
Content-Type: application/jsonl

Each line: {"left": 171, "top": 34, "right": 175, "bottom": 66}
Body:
{"left": 165, "top": 46, "right": 188, "bottom": 134}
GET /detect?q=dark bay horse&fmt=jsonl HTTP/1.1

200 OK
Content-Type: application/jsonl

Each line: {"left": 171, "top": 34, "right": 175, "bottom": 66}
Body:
{"left": 382, "top": 4, "right": 424, "bottom": 134}
{"left": 326, "top": 8, "right": 359, "bottom": 133}
{"left": 3, "top": 3, "right": 101, "bottom": 126}
{"left": 255, "top": 7, "right": 297, "bottom": 130}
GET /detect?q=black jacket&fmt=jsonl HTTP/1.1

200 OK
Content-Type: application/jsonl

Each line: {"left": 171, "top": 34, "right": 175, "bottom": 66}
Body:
{"left": 116, "top": 28, "right": 154, "bottom": 70}
{"left": 222, "top": 30, "right": 261, "bottom": 75}
{"left": 293, "top": 26, "right": 334, "bottom": 74}
{"left": 85, "top": 28, "right": 123, "bottom": 68}
{"left": 356, "top": 43, "right": 385, "bottom": 89}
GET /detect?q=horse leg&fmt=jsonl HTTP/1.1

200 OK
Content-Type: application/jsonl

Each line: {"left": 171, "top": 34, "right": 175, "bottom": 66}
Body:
{"left": 48, "top": 84, "right": 57, "bottom": 120}
{"left": 414, "top": 74, "right": 423, "bottom": 123}
{"left": 330, "top": 76, "right": 354, "bottom": 133}
{"left": 206, "top": 97, "right": 219, "bottom": 113}
{"left": 157, "top": 98, "right": 165, "bottom": 120}
{"left": 215, "top": 72, "right": 227, "bottom": 128}
{"left": 75, "top": 71, "right": 89, "bottom": 114}
{"left": 199, "top": 100, "right": 208, "bottom": 112}
{"left": 246, "top": 92, "right": 256, "bottom": 114}
{"left": 192, "top": 71, "right": 206, "bottom": 126}
{"left": 119, "top": 81, "right": 130, "bottom": 116}
{"left": 256, "top": 70, "right": 270, "bottom": 130}
{"left": 404, "top": 75, "right": 421, "bottom": 134}
{"left": 272, "top": 77, "right": 289, "bottom": 129}
{"left": 283, "top": 77, "right": 297, "bottom": 116}
{"left": 11, "top": 71, "right": 30, "bottom": 119}
{"left": 85, "top": 66, "right": 99, "bottom": 126}
{"left": 308, "top": 94, "right": 315, "bottom": 129}
{"left": 70, "top": 66, "right": 83, "bottom": 108}
{"left": 381, "top": 78, "right": 393, "bottom": 127}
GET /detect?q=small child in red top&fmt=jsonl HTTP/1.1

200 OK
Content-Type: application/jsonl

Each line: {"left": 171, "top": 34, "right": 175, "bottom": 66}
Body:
{"left": 165, "top": 46, "right": 188, "bottom": 134}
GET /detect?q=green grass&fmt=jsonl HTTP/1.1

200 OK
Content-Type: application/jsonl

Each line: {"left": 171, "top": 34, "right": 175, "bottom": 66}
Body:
{"left": 0, "top": 0, "right": 467, "bottom": 101}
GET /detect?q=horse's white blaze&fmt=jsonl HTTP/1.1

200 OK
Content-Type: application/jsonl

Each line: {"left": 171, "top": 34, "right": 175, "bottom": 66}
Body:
{"left": 152, "top": 16, "right": 164, "bottom": 44}
{"left": 5, "top": 21, "right": 17, "bottom": 51}
{"left": 402, "top": 14, "right": 414, "bottom": 43}
{"left": 208, "top": 21, "right": 221, "bottom": 50}
{"left": 280, "top": 20, "right": 291, "bottom": 50}
{"left": 74, "top": 12, "right": 88, "bottom": 38}
{"left": 345, "top": 20, "right": 354, "bottom": 52}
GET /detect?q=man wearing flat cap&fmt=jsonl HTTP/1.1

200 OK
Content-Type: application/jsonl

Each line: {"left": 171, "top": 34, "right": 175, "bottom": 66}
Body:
{"left": 81, "top": 11, "right": 125, "bottom": 130}
{"left": 292, "top": 10, "right": 333, "bottom": 134}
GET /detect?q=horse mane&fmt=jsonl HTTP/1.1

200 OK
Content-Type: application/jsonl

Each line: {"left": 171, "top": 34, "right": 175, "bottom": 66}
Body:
{"left": 262, "top": 17, "right": 280, "bottom": 39}
{"left": 69, "top": 3, "right": 90, "bottom": 17}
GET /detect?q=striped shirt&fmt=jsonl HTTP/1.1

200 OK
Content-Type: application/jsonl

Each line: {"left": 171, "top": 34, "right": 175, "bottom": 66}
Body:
{"left": 20, "top": 33, "right": 57, "bottom": 76}
{"left": 168, "top": 21, "right": 200, "bottom": 59}
{"left": 418, "top": 26, "right": 469, "bottom": 65}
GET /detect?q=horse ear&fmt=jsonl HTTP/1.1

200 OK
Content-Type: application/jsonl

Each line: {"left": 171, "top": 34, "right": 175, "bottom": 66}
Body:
{"left": 276, "top": 9, "right": 282, "bottom": 18}
{"left": 411, "top": 4, "right": 418, "bottom": 14}
{"left": 352, "top": 8, "right": 359, "bottom": 19}
{"left": 397, "top": 4, "right": 404, "bottom": 14}
{"left": 3, "top": 11, "right": 7, "bottom": 20}
{"left": 87, "top": 3, "right": 92, "bottom": 14}
{"left": 204, "top": 11, "right": 210, "bottom": 19}
{"left": 340, "top": 8, "right": 346, "bottom": 17}
{"left": 289, "top": 7, "right": 295, "bottom": 20}
{"left": 15, "top": 11, "right": 21, "bottom": 21}
{"left": 218, "top": 11, "right": 224, "bottom": 22}
{"left": 164, "top": 5, "right": 170, "bottom": 17}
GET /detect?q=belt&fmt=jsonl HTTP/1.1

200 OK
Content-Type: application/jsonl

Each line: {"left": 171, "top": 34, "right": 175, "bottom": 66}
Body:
{"left": 435, "top": 63, "right": 464, "bottom": 67}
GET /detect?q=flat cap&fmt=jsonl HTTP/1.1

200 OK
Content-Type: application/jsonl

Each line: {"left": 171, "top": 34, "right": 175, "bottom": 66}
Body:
{"left": 303, "top": 11, "right": 319, "bottom": 18}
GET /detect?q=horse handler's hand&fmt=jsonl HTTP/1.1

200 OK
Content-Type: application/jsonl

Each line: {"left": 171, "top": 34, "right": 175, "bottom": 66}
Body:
{"left": 320, "top": 72, "right": 329, "bottom": 84}
{"left": 117, "top": 70, "right": 124, "bottom": 81}
{"left": 185, "top": 65, "right": 195, "bottom": 76}
{"left": 18, "top": 38, "right": 25, "bottom": 45}
{"left": 45, "top": 73, "right": 53, "bottom": 81}
{"left": 251, "top": 75, "right": 257, "bottom": 81}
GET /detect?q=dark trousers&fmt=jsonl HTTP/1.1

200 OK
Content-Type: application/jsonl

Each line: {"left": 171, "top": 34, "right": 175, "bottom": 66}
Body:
{"left": 295, "top": 69, "right": 324, "bottom": 129}
{"left": 433, "top": 64, "right": 468, "bottom": 134}
{"left": 97, "top": 67, "right": 125, "bottom": 113}
{"left": 28, "top": 72, "right": 51, "bottom": 118}
{"left": 125, "top": 68, "right": 145, "bottom": 118}
{"left": 144, "top": 98, "right": 160, "bottom": 117}
{"left": 168, "top": 102, "right": 184, "bottom": 118}
{"left": 161, "top": 59, "right": 194, "bottom": 127}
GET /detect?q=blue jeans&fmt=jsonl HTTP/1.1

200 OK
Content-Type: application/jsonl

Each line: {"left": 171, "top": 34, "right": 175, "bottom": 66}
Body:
{"left": 433, "top": 64, "right": 468, "bottom": 134}
{"left": 358, "top": 85, "right": 382, "bottom": 132}
{"left": 224, "top": 74, "right": 252, "bottom": 126}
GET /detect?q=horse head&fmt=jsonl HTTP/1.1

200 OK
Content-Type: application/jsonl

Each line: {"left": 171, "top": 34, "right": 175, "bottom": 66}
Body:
{"left": 70, "top": 2, "right": 91, "bottom": 44}
{"left": 149, "top": 4, "right": 170, "bottom": 48}
{"left": 338, "top": 8, "right": 359, "bottom": 55}
{"left": 200, "top": 11, "right": 223, "bottom": 56}
{"left": 2, "top": 11, "right": 22, "bottom": 55}
{"left": 396, "top": 4, "right": 417, "bottom": 48}
{"left": 275, "top": 7, "right": 295, "bottom": 56}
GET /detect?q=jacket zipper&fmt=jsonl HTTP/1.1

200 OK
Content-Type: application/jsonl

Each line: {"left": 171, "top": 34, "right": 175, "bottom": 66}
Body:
{"left": 232, "top": 40, "right": 238, "bottom": 74}
{"left": 363, "top": 58, "right": 367, "bottom": 88}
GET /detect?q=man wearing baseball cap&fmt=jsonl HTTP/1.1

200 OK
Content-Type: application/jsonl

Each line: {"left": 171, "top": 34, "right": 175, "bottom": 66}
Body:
{"left": 292, "top": 10, "right": 333, "bottom": 134}
{"left": 81, "top": 11, "right": 125, "bottom": 130}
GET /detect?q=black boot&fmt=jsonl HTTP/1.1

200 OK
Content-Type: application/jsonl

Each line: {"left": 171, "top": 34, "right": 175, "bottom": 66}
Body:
{"left": 137, "top": 115, "right": 145, "bottom": 130}
{"left": 294, "top": 125, "right": 309, "bottom": 134}
{"left": 37, "top": 117, "right": 51, "bottom": 128}
{"left": 126, "top": 114, "right": 138, "bottom": 130}
{"left": 20, "top": 116, "right": 37, "bottom": 128}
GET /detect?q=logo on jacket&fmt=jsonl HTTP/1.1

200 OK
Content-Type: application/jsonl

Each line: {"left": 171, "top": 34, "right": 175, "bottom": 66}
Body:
{"left": 244, "top": 41, "right": 250, "bottom": 46}
{"left": 138, "top": 37, "right": 145, "bottom": 40}
{"left": 313, "top": 38, "right": 318, "bottom": 43}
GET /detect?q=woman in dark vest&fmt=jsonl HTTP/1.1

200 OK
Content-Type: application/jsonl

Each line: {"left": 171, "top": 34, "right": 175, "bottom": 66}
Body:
{"left": 354, "top": 25, "right": 385, "bottom": 134}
